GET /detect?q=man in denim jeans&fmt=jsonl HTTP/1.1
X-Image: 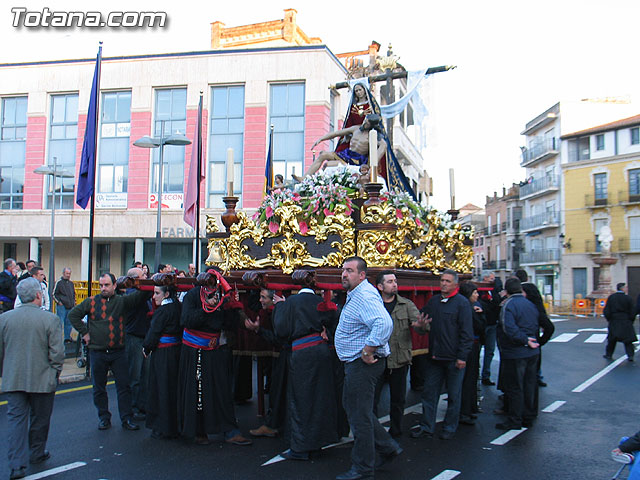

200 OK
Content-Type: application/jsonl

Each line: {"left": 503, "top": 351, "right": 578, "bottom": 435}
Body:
{"left": 53, "top": 268, "right": 75, "bottom": 342}
{"left": 334, "top": 257, "right": 407, "bottom": 480}
{"left": 411, "top": 270, "right": 473, "bottom": 441}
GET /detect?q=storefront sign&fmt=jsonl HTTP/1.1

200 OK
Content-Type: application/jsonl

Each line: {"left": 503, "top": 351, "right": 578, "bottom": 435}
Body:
{"left": 149, "top": 193, "right": 183, "bottom": 210}
{"left": 96, "top": 192, "right": 127, "bottom": 209}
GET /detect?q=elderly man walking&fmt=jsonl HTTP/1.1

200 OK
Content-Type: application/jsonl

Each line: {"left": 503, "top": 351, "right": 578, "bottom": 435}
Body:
{"left": 0, "top": 277, "right": 64, "bottom": 480}
{"left": 334, "top": 257, "right": 406, "bottom": 480}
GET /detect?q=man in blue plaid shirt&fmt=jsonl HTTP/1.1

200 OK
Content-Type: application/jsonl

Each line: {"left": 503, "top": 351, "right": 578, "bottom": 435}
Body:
{"left": 334, "top": 257, "right": 426, "bottom": 480}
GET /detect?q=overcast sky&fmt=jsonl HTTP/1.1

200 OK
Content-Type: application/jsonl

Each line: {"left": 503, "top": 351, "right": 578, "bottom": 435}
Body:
{"left": 2, "top": 0, "right": 639, "bottom": 211}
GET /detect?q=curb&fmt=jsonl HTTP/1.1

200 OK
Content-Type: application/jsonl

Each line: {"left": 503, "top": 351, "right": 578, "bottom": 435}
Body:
{"left": 59, "top": 374, "right": 87, "bottom": 384}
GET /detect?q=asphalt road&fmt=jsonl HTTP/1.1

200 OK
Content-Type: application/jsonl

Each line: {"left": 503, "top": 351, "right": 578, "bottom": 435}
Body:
{"left": 1, "top": 315, "right": 637, "bottom": 480}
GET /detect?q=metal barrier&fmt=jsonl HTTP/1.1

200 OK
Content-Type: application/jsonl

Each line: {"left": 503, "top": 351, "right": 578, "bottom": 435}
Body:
{"left": 73, "top": 281, "right": 100, "bottom": 304}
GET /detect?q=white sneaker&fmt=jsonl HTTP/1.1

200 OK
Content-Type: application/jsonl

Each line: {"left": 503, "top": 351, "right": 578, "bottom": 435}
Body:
{"left": 611, "top": 450, "right": 634, "bottom": 464}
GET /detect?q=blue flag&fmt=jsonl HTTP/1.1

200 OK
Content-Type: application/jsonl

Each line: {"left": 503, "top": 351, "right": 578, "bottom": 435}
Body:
{"left": 263, "top": 126, "right": 274, "bottom": 196}
{"left": 76, "top": 46, "right": 102, "bottom": 209}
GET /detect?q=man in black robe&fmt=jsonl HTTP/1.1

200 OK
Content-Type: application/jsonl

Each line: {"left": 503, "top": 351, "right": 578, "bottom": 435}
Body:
{"left": 603, "top": 283, "right": 637, "bottom": 361}
{"left": 272, "top": 286, "right": 339, "bottom": 460}
{"left": 177, "top": 270, "right": 252, "bottom": 446}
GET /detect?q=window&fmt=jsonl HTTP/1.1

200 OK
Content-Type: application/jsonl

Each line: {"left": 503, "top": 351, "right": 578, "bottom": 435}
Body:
{"left": 98, "top": 91, "right": 131, "bottom": 195}
{"left": 629, "top": 168, "right": 640, "bottom": 201}
{"left": 596, "top": 134, "right": 605, "bottom": 151}
{"left": 151, "top": 89, "right": 187, "bottom": 194}
{"left": 3, "top": 242, "right": 17, "bottom": 260}
{"left": 632, "top": 127, "right": 639, "bottom": 145}
{"left": 630, "top": 216, "right": 640, "bottom": 251}
{"left": 270, "top": 83, "right": 305, "bottom": 179}
{"left": 594, "top": 173, "right": 607, "bottom": 205}
{"left": 208, "top": 86, "right": 244, "bottom": 208}
{"left": 48, "top": 94, "right": 78, "bottom": 209}
{"left": 496, "top": 212, "right": 501, "bottom": 232}
{"left": 578, "top": 136, "right": 590, "bottom": 160}
{"left": 0, "top": 96, "right": 27, "bottom": 209}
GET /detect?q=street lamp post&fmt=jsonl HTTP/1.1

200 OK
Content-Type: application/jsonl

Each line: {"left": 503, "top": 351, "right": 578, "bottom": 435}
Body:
{"left": 134, "top": 122, "right": 191, "bottom": 273}
{"left": 34, "top": 158, "right": 74, "bottom": 309}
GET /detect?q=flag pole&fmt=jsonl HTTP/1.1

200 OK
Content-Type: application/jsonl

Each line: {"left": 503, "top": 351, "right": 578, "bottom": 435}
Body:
{"left": 86, "top": 43, "right": 102, "bottom": 293}
{"left": 195, "top": 92, "right": 203, "bottom": 274}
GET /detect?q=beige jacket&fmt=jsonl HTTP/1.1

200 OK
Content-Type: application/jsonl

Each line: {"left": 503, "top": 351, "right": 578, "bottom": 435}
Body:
{"left": 386, "top": 295, "right": 420, "bottom": 369}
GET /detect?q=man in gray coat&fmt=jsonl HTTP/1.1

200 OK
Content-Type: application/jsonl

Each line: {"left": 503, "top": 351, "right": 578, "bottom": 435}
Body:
{"left": 0, "top": 277, "right": 64, "bottom": 480}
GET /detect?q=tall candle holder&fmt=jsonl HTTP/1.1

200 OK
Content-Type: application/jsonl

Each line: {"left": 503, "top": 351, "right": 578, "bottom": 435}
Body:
{"left": 363, "top": 182, "right": 383, "bottom": 209}
{"left": 221, "top": 196, "right": 239, "bottom": 232}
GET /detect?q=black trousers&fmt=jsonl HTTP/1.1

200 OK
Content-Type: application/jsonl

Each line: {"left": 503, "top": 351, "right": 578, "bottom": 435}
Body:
{"left": 460, "top": 341, "right": 480, "bottom": 416}
{"left": 374, "top": 364, "right": 408, "bottom": 437}
{"left": 605, "top": 338, "right": 635, "bottom": 359}
{"left": 90, "top": 348, "right": 133, "bottom": 423}
{"left": 410, "top": 354, "right": 428, "bottom": 391}
{"left": 502, "top": 354, "right": 539, "bottom": 426}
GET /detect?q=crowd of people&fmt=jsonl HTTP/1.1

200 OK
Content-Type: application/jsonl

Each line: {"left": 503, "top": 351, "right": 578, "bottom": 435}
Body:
{"left": 4, "top": 253, "right": 634, "bottom": 480}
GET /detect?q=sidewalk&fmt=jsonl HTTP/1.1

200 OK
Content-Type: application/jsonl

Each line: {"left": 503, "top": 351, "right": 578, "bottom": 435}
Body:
{"left": 59, "top": 356, "right": 88, "bottom": 384}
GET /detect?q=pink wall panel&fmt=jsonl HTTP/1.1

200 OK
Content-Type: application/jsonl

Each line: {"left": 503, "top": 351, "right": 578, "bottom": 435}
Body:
{"left": 128, "top": 111, "right": 152, "bottom": 209}
{"left": 242, "top": 106, "right": 267, "bottom": 209}
{"left": 23, "top": 116, "right": 48, "bottom": 209}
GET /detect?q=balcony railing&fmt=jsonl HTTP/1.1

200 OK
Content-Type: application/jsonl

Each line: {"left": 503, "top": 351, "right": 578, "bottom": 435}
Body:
{"left": 520, "top": 138, "right": 559, "bottom": 167}
{"left": 501, "top": 221, "right": 507, "bottom": 232}
{"left": 498, "top": 259, "right": 507, "bottom": 269}
{"left": 520, "top": 211, "right": 559, "bottom": 231}
{"left": 617, "top": 237, "right": 640, "bottom": 252}
{"left": 520, "top": 248, "right": 560, "bottom": 264}
{"left": 618, "top": 190, "right": 640, "bottom": 204}
{"left": 519, "top": 175, "right": 560, "bottom": 198}
{"left": 491, "top": 224, "right": 499, "bottom": 235}
{"left": 485, "top": 260, "right": 497, "bottom": 270}
{"left": 585, "top": 193, "right": 609, "bottom": 208}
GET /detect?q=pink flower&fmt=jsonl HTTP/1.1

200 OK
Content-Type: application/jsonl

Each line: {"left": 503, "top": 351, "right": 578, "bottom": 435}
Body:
{"left": 396, "top": 208, "right": 403, "bottom": 219}
{"left": 268, "top": 221, "right": 279, "bottom": 233}
{"left": 299, "top": 221, "right": 309, "bottom": 235}
{"left": 265, "top": 206, "right": 274, "bottom": 218}
{"left": 416, "top": 218, "right": 423, "bottom": 227}
{"left": 345, "top": 207, "right": 353, "bottom": 216}
{"left": 323, "top": 208, "right": 334, "bottom": 217}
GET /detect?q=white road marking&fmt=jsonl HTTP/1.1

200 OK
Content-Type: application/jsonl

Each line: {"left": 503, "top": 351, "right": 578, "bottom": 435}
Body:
{"left": 549, "top": 333, "right": 579, "bottom": 343}
{"left": 24, "top": 462, "right": 87, "bottom": 479}
{"left": 490, "top": 428, "right": 527, "bottom": 445}
{"left": 584, "top": 334, "right": 608, "bottom": 344}
{"left": 263, "top": 402, "right": 426, "bottom": 466}
{"left": 431, "top": 470, "right": 461, "bottom": 479}
{"left": 577, "top": 328, "right": 608, "bottom": 333}
{"left": 542, "top": 400, "right": 566, "bottom": 413}
{"left": 572, "top": 345, "right": 640, "bottom": 393}
{"left": 551, "top": 318, "right": 569, "bottom": 323}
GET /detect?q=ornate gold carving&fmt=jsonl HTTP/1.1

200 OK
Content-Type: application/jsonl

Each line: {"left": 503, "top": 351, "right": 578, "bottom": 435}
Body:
{"left": 205, "top": 200, "right": 355, "bottom": 274}
{"left": 206, "top": 214, "right": 219, "bottom": 234}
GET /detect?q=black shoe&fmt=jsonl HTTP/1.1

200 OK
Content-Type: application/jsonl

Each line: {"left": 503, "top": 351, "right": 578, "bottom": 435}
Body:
{"left": 469, "top": 413, "right": 479, "bottom": 419}
{"left": 98, "top": 419, "right": 111, "bottom": 430}
{"left": 522, "top": 420, "right": 534, "bottom": 428}
{"left": 603, "top": 355, "right": 613, "bottom": 360}
{"left": 537, "top": 380, "right": 547, "bottom": 387}
{"left": 628, "top": 356, "right": 634, "bottom": 362}
{"left": 132, "top": 412, "right": 146, "bottom": 421}
{"left": 410, "top": 426, "right": 433, "bottom": 439}
{"left": 439, "top": 430, "right": 455, "bottom": 440}
{"left": 459, "top": 416, "right": 476, "bottom": 425}
{"left": 335, "top": 467, "right": 373, "bottom": 480}
{"left": 495, "top": 422, "right": 522, "bottom": 430}
{"left": 10, "top": 467, "right": 26, "bottom": 479}
{"left": 481, "top": 378, "right": 495, "bottom": 386}
{"left": 281, "top": 449, "right": 309, "bottom": 461}
{"left": 29, "top": 450, "right": 50, "bottom": 464}
{"left": 122, "top": 419, "right": 140, "bottom": 431}
{"left": 375, "top": 446, "right": 403, "bottom": 469}
{"left": 389, "top": 430, "right": 402, "bottom": 438}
